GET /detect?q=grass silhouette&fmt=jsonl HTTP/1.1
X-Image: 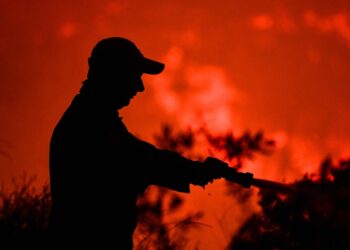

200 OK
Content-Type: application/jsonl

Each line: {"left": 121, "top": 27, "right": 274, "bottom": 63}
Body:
{"left": 0, "top": 175, "right": 50, "bottom": 249}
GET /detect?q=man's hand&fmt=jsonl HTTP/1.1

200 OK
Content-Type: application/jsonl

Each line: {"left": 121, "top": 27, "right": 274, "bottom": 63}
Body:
{"left": 192, "top": 157, "right": 233, "bottom": 188}
{"left": 192, "top": 157, "right": 253, "bottom": 189}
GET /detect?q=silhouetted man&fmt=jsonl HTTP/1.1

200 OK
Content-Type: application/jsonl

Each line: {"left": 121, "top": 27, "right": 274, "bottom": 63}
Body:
{"left": 49, "top": 37, "right": 248, "bottom": 249}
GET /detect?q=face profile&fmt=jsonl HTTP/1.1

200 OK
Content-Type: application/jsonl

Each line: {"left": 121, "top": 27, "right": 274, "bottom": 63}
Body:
{"left": 82, "top": 37, "right": 164, "bottom": 109}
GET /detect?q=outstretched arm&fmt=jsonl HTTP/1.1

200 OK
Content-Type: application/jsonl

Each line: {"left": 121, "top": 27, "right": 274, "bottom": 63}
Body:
{"left": 128, "top": 134, "right": 253, "bottom": 192}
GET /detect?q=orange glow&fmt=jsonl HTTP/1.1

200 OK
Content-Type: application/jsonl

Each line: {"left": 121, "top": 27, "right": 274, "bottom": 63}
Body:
{"left": 304, "top": 11, "right": 350, "bottom": 46}
{"left": 251, "top": 14, "right": 274, "bottom": 30}
{"left": 270, "top": 130, "right": 288, "bottom": 149}
{"left": 104, "top": 2, "right": 124, "bottom": 15}
{"left": 306, "top": 48, "right": 321, "bottom": 63}
{"left": 57, "top": 22, "right": 77, "bottom": 39}
{"left": 2, "top": 1, "right": 350, "bottom": 249}
{"left": 149, "top": 48, "right": 240, "bottom": 133}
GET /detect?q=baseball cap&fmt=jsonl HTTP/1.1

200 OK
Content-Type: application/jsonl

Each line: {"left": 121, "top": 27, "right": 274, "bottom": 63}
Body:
{"left": 89, "top": 37, "right": 165, "bottom": 75}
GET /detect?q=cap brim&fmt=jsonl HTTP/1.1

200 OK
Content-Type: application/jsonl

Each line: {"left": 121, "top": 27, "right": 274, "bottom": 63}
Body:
{"left": 142, "top": 57, "right": 165, "bottom": 74}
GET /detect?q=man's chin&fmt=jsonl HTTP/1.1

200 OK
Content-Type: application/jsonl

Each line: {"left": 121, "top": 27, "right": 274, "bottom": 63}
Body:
{"left": 115, "top": 99, "right": 131, "bottom": 109}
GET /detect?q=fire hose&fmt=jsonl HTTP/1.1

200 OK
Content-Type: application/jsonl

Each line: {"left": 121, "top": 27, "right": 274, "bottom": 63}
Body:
{"left": 205, "top": 157, "right": 294, "bottom": 193}
{"left": 224, "top": 170, "right": 295, "bottom": 194}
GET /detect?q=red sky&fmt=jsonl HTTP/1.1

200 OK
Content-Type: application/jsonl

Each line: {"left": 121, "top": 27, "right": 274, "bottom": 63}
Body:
{"left": 1, "top": 0, "right": 350, "bottom": 248}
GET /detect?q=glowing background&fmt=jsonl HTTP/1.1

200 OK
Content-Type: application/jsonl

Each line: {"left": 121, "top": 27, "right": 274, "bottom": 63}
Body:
{"left": 1, "top": 0, "right": 350, "bottom": 248}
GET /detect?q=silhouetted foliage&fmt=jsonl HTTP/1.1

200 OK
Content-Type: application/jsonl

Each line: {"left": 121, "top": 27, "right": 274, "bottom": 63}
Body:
{"left": 230, "top": 158, "right": 350, "bottom": 250}
{"left": 205, "top": 130, "right": 274, "bottom": 168}
{"left": 0, "top": 175, "right": 50, "bottom": 250}
{"left": 135, "top": 187, "right": 203, "bottom": 250}
{"left": 155, "top": 124, "right": 274, "bottom": 198}
{"left": 154, "top": 125, "right": 195, "bottom": 155}
{"left": 155, "top": 124, "right": 275, "bottom": 167}
{"left": 146, "top": 124, "right": 275, "bottom": 248}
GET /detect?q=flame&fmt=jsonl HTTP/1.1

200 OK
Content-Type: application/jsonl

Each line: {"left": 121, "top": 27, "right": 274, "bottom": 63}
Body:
{"left": 150, "top": 46, "right": 241, "bottom": 133}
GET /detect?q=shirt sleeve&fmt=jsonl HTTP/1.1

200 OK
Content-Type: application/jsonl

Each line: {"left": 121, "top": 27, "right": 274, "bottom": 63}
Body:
{"left": 126, "top": 132, "right": 203, "bottom": 193}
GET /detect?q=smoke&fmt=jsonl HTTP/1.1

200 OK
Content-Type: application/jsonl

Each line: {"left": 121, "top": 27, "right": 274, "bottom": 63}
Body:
{"left": 304, "top": 11, "right": 350, "bottom": 47}
{"left": 149, "top": 45, "right": 242, "bottom": 133}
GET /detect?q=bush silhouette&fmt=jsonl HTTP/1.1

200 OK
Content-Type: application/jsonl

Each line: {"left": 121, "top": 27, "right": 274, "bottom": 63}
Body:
{"left": 0, "top": 175, "right": 50, "bottom": 249}
{"left": 230, "top": 158, "right": 350, "bottom": 250}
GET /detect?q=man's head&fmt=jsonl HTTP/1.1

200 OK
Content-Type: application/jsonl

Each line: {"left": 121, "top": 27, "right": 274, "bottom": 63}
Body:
{"left": 84, "top": 37, "right": 165, "bottom": 109}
